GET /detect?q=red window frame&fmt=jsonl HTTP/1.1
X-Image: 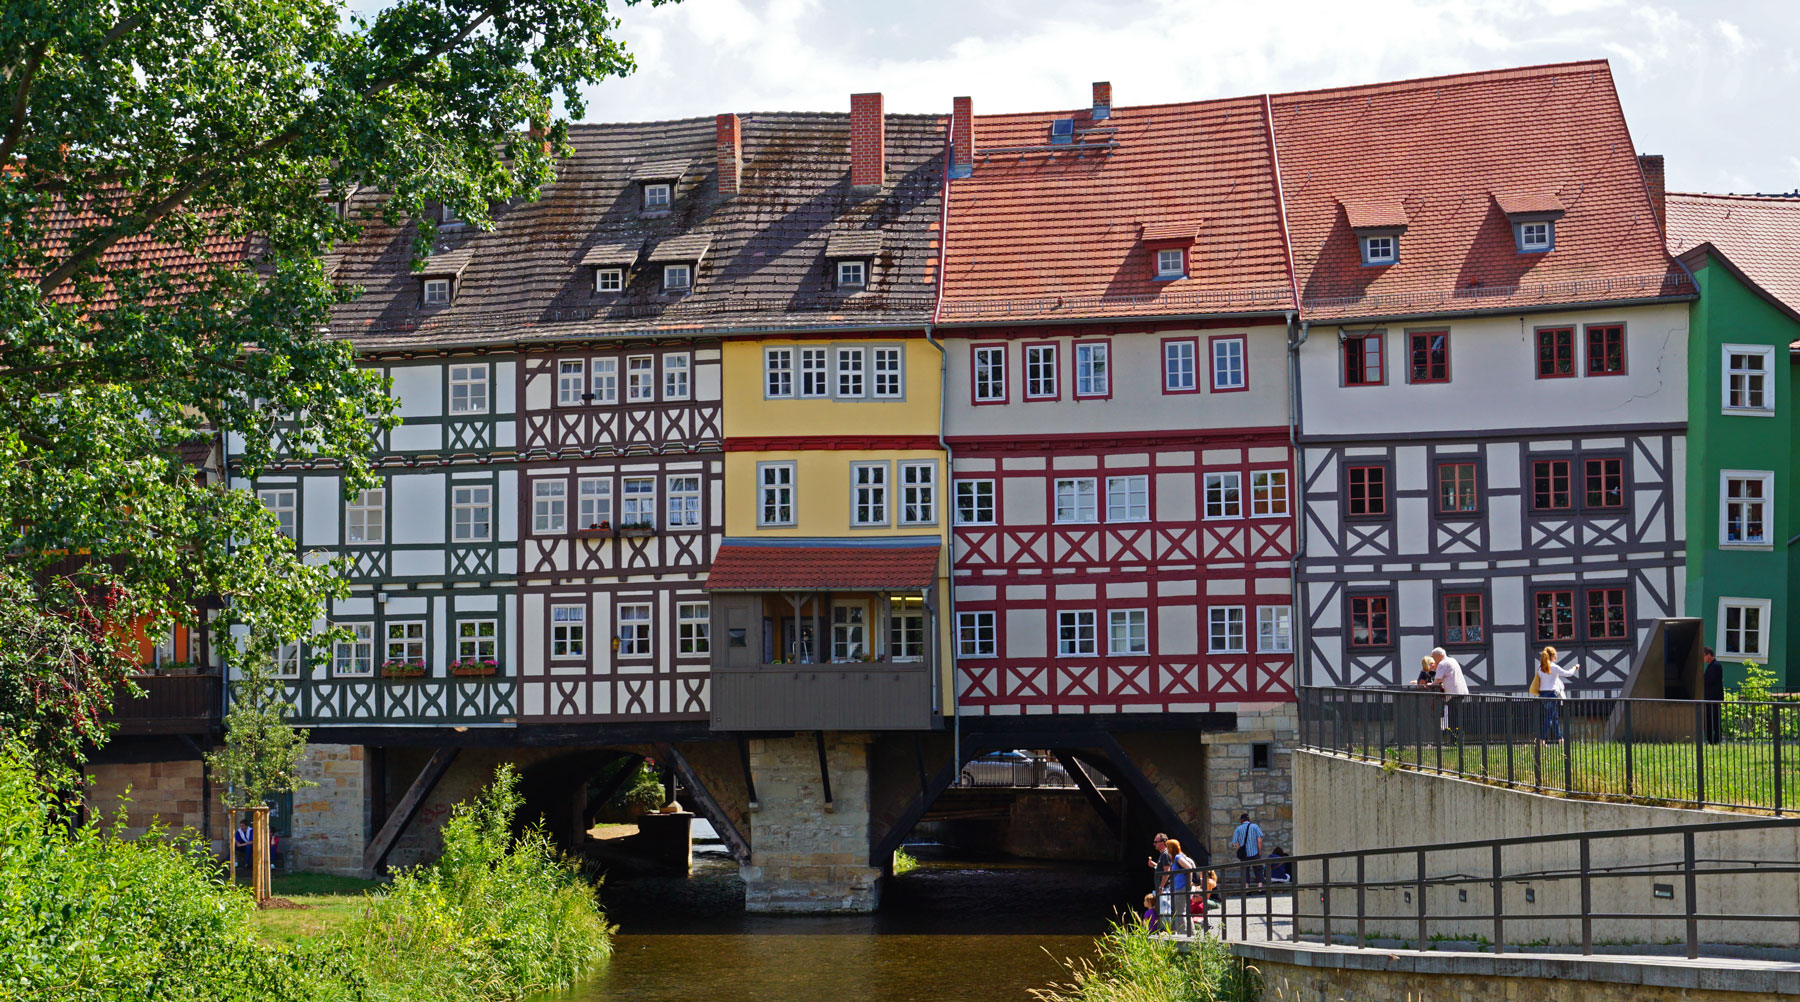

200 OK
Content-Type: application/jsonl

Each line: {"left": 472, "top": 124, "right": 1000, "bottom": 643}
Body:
{"left": 1348, "top": 595, "right": 1392, "bottom": 649}
{"left": 1436, "top": 462, "right": 1479, "bottom": 514}
{"left": 970, "top": 342, "right": 1008, "bottom": 405}
{"left": 1408, "top": 330, "right": 1450, "bottom": 383}
{"left": 1584, "top": 457, "right": 1624, "bottom": 509}
{"left": 1023, "top": 341, "right": 1060, "bottom": 400}
{"left": 1160, "top": 336, "right": 1200, "bottom": 395}
{"left": 1533, "top": 590, "right": 1576, "bottom": 642}
{"left": 1532, "top": 459, "right": 1572, "bottom": 511}
{"left": 1442, "top": 593, "right": 1485, "bottom": 646}
{"left": 1536, "top": 326, "right": 1575, "bottom": 379}
{"left": 1346, "top": 465, "right": 1388, "bottom": 518}
{"left": 1586, "top": 587, "right": 1628, "bottom": 640}
{"left": 1208, "top": 334, "right": 1249, "bottom": 393}
{"left": 1343, "top": 332, "right": 1384, "bottom": 386}
{"left": 1585, "top": 324, "right": 1626, "bottom": 376}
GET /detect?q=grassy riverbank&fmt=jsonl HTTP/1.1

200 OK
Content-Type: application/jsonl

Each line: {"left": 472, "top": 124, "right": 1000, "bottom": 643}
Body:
{"left": 1034, "top": 921, "right": 1258, "bottom": 1002}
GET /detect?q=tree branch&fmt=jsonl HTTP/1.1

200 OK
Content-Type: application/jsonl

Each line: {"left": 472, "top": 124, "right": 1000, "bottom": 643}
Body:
{"left": 0, "top": 40, "right": 46, "bottom": 164}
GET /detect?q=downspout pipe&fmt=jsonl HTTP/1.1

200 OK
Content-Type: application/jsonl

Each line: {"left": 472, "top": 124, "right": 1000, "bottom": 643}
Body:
{"left": 1287, "top": 315, "right": 1309, "bottom": 684}
{"left": 929, "top": 109, "right": 960, "bottom": 771}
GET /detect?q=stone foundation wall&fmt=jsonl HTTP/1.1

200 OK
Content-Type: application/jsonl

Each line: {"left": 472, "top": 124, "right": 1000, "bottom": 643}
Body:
{"left": 83, "top": 758, "right": 230, "bottom": 855}
{"left": 740, "top": 732, "right": 882, "bottom": 913}
{"left": 286, "top": 743, "right": 369, "bottom": 875}
{"left": 1203, "top": 703, "right": 1296, "bottom": 864}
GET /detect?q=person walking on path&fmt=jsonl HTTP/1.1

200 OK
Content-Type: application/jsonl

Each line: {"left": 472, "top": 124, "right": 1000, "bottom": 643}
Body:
{"left": 233, "top": 819, "right": 253, "bottom": 881}
{"left": 1164, "top": 837, "right": 1201, "bottom": 934}
{"left": 1431, "top": 647, "right": 1468, "bottom": 731}
{"left": 1147, "top": 832, "right": 1172, "bottom": 890}
{"left": 1533, "top": 646, "right": 1580, "bottom": 745}
{"left": 1231, "top": 812, "right": 1265, "bottom": 889}
{"left": 1702, "top": 647, "right": 1725, "bottom": 745}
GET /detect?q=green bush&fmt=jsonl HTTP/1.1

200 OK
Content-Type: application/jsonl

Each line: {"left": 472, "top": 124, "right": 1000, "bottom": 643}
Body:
{"left": 1033, "top": 920, "right": 1258, "bottom": 1002}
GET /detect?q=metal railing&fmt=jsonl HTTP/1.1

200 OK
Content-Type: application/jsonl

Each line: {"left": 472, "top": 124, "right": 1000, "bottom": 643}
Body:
{"left": 1161, "top": 815, "right": 1800, "bottom": 959}
{"left": 1299, "top": 685, "right": 1800, "bottom": 813}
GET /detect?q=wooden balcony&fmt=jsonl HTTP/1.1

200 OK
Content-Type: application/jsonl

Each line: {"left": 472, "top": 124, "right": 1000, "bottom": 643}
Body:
{"left": 709, "top": 661, "right": 934, "bottom": 732}
{"left": 107, "top": 673, "right": 223, "bottom": 736}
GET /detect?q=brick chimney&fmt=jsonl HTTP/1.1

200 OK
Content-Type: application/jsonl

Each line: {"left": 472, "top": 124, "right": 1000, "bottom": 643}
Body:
{"left": 716, "top": 113, "right": 742, "bottom": 197}
{"left": 1092, "top": 81, "right": 1112, "bottom": 120}
{"left": 850, "top": 92, "right": 885, "bottom": 193}
{"left": 1637, "top": 153, "right": 1666, "bottom": 236}
{"left": 951, "top": 96, "right": 974, "bottom": 179}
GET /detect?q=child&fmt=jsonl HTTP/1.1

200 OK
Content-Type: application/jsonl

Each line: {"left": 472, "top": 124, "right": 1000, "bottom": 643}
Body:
{"left": 1141, "top": 892, "right": 1159, "bottom": 931}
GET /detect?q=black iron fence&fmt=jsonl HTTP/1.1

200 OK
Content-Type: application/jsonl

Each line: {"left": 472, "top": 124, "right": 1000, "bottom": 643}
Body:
{"left": 1299, "top": 685, "right": 1800, "bottom": 813}
{"left": 105, "top": 673, "right": 223, "bottom": 735}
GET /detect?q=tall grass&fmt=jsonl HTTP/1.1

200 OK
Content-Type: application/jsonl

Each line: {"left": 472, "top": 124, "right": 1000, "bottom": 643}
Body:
{"left": 1033, "top": 920, "right": 1259, "bottom": 1002}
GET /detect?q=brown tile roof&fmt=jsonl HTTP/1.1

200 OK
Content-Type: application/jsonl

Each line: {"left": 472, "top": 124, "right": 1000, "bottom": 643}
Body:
{"left": 824, "top": 230, "right": 884, "bottom": 258}
{"left": 327, "top": 112, "right": 946, "bottom": 349}
{"left": 704, "top": 540, "right": 940, "bottom": 591}
{"left": 939, "top": 95, "right": 1295, "bottom": 323}
{"left": 1271, "top": 60, "right": 1690, "bottom": 322}
{"left": 647, "top": 233, "right": 713, "bottom": 263}
{"left": 579, "top": 242, "right": 640, "bottom": 268}
{"left": 630, "top": 158, "right": 692, "bottom": 182}
{"left": 1666, "top": 192, "right": 1800, "bottom": 316}
{"left": 419, "top": 249, "right": 473, "bottom": 277}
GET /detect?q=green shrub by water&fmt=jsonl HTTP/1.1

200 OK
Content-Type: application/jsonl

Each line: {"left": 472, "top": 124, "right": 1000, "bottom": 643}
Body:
{"left": 1034, "top": 920, "right": 1259, "bottom": 1002}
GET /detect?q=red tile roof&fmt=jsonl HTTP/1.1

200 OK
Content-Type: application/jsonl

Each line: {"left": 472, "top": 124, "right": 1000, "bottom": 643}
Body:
{"left": 940, "top": 96, "right": 1296, "bottom": 323}
{"left": 36, "top": 195, "right": 258, "bottom": 309}
{"left": 1342, "top": 199, "right": 1409, "bottom": 231}
{"left": 704, "top": 541, "right": 940, "bottom": 591}
{"left": 1270, "top": 60, "right": 1689, "bottom": 321}
{"left": 1493, "top": 191, "right": 1567, "bottom": 217}
{"left": 1666, "top": 192, "right": 1800, "bottom": 316}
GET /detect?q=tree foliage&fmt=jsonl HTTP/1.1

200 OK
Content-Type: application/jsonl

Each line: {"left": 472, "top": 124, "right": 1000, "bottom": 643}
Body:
{"left": 0, "top": 0, "right": 652, "bottom": 773}
{"left": 207, "top": 662, "right": 312, "bottom": 808}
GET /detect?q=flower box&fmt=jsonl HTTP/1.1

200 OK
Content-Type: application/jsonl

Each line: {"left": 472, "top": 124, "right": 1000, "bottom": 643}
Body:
{"left": 381, "top": 660, "right": 427, "bottom": 679}
{"left": 574, "top": 521, "right": 613, "bottom": 538}
{"left": 448, "top": 661, "right": 500, "bottom": 677}
{"left": 618, "top": 523, "right": 656, "bottom": 538}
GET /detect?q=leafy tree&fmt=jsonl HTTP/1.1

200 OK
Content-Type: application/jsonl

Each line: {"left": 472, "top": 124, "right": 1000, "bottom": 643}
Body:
{"left": 207, "top": 661, "right": 313, "bottom": 810}
{"left": 0, "top": 0, "right": 651, "bottom": 777}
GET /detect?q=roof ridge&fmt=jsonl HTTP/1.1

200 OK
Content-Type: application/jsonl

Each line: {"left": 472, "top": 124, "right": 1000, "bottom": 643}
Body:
{"left": 1271, "top": 58, "right": 1610, "bottom": 103}
{"left": 970, "top": 92, "right": 1263, "bottom": 122}
{"left": 566, "top": 110, "right": 946, "bottom": 129}
{"left": 1668, "top": 191, "right": 1800, "bottom": 204}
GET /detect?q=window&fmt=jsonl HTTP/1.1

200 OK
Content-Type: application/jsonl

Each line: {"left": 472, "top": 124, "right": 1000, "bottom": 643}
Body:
{"left": 666, "top": 475, "right": 701, "bottom": 529}
{"left": 889, "top": 597, "right": 925, "bottom": 661}
{"left": 1204, "top": 471, "right": 1242, "bottom": 519}
{"left": 346, "top": 488, "right": 385, "bottom": 544}
{"left": 1586, "top": 324, "right": 1625, "bottom": 376}
{"left": 385, "top": 621, "right": 425, "bottom": 666}
{"left": 627, "top": 355, "right": 655, "bottom": 402}
{"left": 1155, "top": 248, "right": 1185, "bottom": 278}
{"left": 333, "top": 623, "right": 374, "bottom": 675}
{"left": 800, "top": 348, "right": 829, "bottom": 397}
{"left": 958, "top": 611, "right": 996, "bottom": 657}
{"left": 1343, "top": 332, "right": 1384, "bottom": 386}
{"left": 837, "top": 260, "right": 866, "bottom": 288}
{"left": 1057, "top": 610, "right": 1097, "bottom": 656}
{"left": 1436, "top": 462, "right": 1479, "bottom": 515}
{"left": 758, "top": 464, "right": 795, "bottom": 526}
{"left": 873, "top": 347, "right": 903, "bottom": 398}
{"left": 1211, "top": 336, "right": 1247, "bottom": 392}
{"left": 551, "top": 604, "right": 585, "bottom": 659}
{"left": 1587, "top": 587, "right": 1628, "bottom": 641}
{"left": 836, "top": 346, "right": 866, "bottom": 398}
{"left": 1517, "top": 220, "right": 1553, "bottom": 253}
{"left": 423, "top": 278, "right": 451, "bottom": 305}
{"left": 1584, "top": 457, "right": 1624, "bottom": 509}
{"left": 1054, "top": 477, "right": 1098, "bottom": 523}
{"left": 900, "top": 462, "right": 935, "bottom": 525}
{"left": 1106, "top": 475, "right": 1149, "bottom": 522}
{"left": 852, "top": 463, "right": 888, "bottom": 525}
{"left": 955, "top": 479, "right": 995, "bottom": 525}
{"left": 595, "top": 267, "right": 624, "bottom": 293}
{"left": 831, "top": 603, "right": 867, "bottom": 661}
{"left": 1442, "top": 593, "right": 1485, "bottom": 645}
{"left": 663, "top": 353, "right": 691, "bottom": 400}
{"left": 973, "top": 345, "right": 1007, "bottom": 403}
{"left": 765, "top": 347, "right": 795, "bottom": 397}
{"left": 1250, "top": 470, "right": 1289, "bottom": 517}
{"left": 578, "top": 477, "right": 612, "bottom": 529}
{"left": 678, "top": 603, "right": 710, "bottom": 656}
{"left": 1719, "top": 598, "right": 1771, "bottom": 660}
{"left": 1532, "top": 326, "right": 1575, "bottom": 378}
{"left": 1408, "top": 331, "right": 1448, "bottom": 383}
{"left": 558, "top": 360, "right": 584, "bottom": 405}
{"left": 259, "top": 489, "right": 296, "bottom": 539}
{"left": 1109, "top": 609, "right": 1149, "bottom": 655}
{"left": 617, "top": 604, "right": 652, "bottom": 657}
{"left": 1533, "top": 590, "right": 1574, "bottom": 642}
{"left": 590, "top": 356, "right": 618, "bottom": 404}
{"left": 457, "top": 620, "right": 497, "bottom": 663}
{"left": 1532, "top": 460, "right": 1572, "bottom": 510}
{"left": 1724, "top": 345, "right": 1775, "bottom": 413}
{"left": 1346, "top": 466, "right": 1387, "bottom": 518}
{"left": 273, "top": 642, "right": 300, "bottom": 679}
{"left": 452, "top": 485, "right": 492, "bottom": 542}
{"left": 1163, "top": 339, "right": 1197, "bottom": 393}
{"left": 662, "top": 263, "right": 691, "bottom": 292}
{"left": 1721, "top": 472, "right": 1773, "bottom": 546}
{"left": 621, "top": 477, "right": 656, "bottom": 527}
{"left": 1208, "top": 606, "right": 1246, "bottom": 654}
{"left": 449, "top": 365, "right": 489, "bottom": 414}
{"left": 1075, "top": 341, "right": 1110, "bottom": 398}
{"left": 1349, "top": 595, "right": 1392, "bottom": 648}
{"left": 1361, "top": 235, "right": 1397, "bottom": 265}
{"left": 1025, "top": 343, "right": 1059, "bottom": 399}
{"left": 643, "top": 182, "right": 671, "bottom": 210}
{"left": 533, "top": 480, "right": 567, "bottom": 534}
{"left": 1257, "top": 606, "right": 1293, "bottom": 653}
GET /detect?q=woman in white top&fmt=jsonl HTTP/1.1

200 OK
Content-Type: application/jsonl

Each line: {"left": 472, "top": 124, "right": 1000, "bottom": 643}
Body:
{"left": 1535, "top": 646, "right": 1580, "bottom": 745}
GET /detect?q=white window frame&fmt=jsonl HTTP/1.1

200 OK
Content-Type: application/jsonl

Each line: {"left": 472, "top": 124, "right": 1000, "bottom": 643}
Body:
{"left": 1208, "top": 606, "right": 1247, "bottom": 654}
{"left": 258, "top": 489, "right": 296, "bottom": 539}
{"left": 578, "top": 477, "right": 612, "bottom": 529}
{"left": 621, "top": 476, "right": 657, "bottom": 527}
{"left": 666, "top": 474, "right": 702, "bottom": 529}
{"left": 643, "top": 182, "right": 671, "bottom": 210}
{"left": 384, "top": 620, "right": 426, "bottom": 666}
{"left": 1108, "top": 609, "right": 1148, "bottom": 656}
{"left": 550, "top": 604, "right": 586, "bottom": 660}
{"left": 830, "top": 601, "right": 869, "bottom": 662}
{"left": 272, "top": 641, "right": 301, "bottom": 679}
{"left": 1718, "top": 597, "right": 1771, "bottom": 662}
{"left": 957, "top": 611, "right": 997, "bottom": 657}
{"left": 346, "top": 488, "right": 385, "bottom": 544}
{"left": 558, "top": 360, "right": 585, "bottom": 405}
{"left": 663, "top": 352, "right": 691, "bottom": 401}
{"left": 1211, "top": 336, "right": 1246, "bottom": 391}
{"left": 617, "top": 603, "right": 653, "bottom": 658}
{"left": 1105, "top": 475, "right": 1149, "bottom": 522}
{"left": 456, "top": 619, "right": 498, "bottom": 663}
{"left": 662, "top": 263, "right": 691, "bottom": 292}
{"left": 452, "top": 484, "right": 492, "bottom": 542}
{"left": 333, "top": 623, "right": 374, "bottom": 676}
{"left": 1257, "top": 606, "right": 1293, "bottom": 654}
{"left": 533, "top": 479, "right": 567, "bottom": 534}
{"left": 590, "top": 356, "right": 618, "bottom": 404}
{"left": 448, "top": 364, "right": 489, "bottom": 415}
{"left": 627, "top": 354, "right": 656, "bottom": 402}
{"left": 837, "top": 259, "right": 866, "bottom": 288}
{"left": 1025, "top": 343, "right": 1059, "bottom": 399}
{"left": 677, "top": 602, "right": 710, "bottom": 656}
{"left": 1720, "top": 470, "right": 1774, "bottom": 548}
{"left": 1054, "top": 477, "right": 1098, "bottom": 524}
{"left": 1250, "top": 469, "right": 1290, "bottom": 517}
{"left": 1723, "top": 344, "right": 1775, "bottom": 415}
{"left": 758, "top": 462, "right": 796, "bottom": 526}
{"left": 955, "top": 479, "right": 995, "bottom": 525}
{"left": 423, "top": 277, "right": 451, "bottom": 305}
{"left": 1164, "top": 339, "right": 1196, "bottom": 392}
{"left": 899, "top": 461, "right": 936, "bottom": 526}
{"left": 595, "top": 267, "right": 624, "bottom": 293}
{"left": 1517, "top": 220, "right": 1553, "bottom": 252}
{"left": 800, "top": 347, "right": 830, "bottom": 398}
{"left": 851, "top": 462, "right": 889, "bottom": 527}
{"left": 1057, "top": 610, "right": 1098, "bottom": 657}
{"left": 888, "top": 596, "right": 926, "bottom": 662}
{"left": 1362, "top": 235, "right": 1397, "bottom": 265}
{"left": 1155, "top": 248, "right": 1185, "bottom": 278}
{"left": 973, "top": 345, "right": 1007, "bottom": 402}
{"left": 835, "top": 346, "right": 866, "bottom": 398}
{"left": 1204, "top": 471, "right": 1243, "bottom": 520}
{"left": 872, "top": 346, "right": 903, "bottom": 398}
{"left": 765, "top": 347, "right": 795, "bottom": 398}
{"left": 1075, "top": 342, "right": 1110, "bottom": 398}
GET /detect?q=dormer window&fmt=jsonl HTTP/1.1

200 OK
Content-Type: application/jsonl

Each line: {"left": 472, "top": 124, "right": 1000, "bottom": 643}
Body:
{"left": 825, "top": 229, "right": 883, "bottom": 294}
{"left": 643, "top": 183, "right": 671, "bottom": 211}
{"left": 1342, "top": 198, "right": 1408, "bottom": 269}
{"left": 1361, "top": 235, "right": 1398, "bottom": 266}
{"left": 837, "top": 260, "right": 866, "bottom": 288}
{"left": 595, "top": 268, "right": 624, "bottom": 293}
{"left": 416, "top": 248, "right": 471, "bottom": 308}
{"left": 1155, "top": 249, "right": 1186, "bottom": 279}
{"left": 440, "top": 204, "right": 463, "bottom": 227}
{"left": 663, "top": 264, "right": 691, "bottom": 292}
{"left": 1495, "top": 191, "right": 1566, "bottom": 256}
{"left": 631, "top": 159, "right": 692, "bottom": 215}
{"left": 647, "top": 233, "right": 711, "bottom": 296}
{"left": 1140, "top": 221, "right": 1199, "bottom": 283}
{"left": 423, "top": 278, "right": 451, "bottom": 305}
{"left": 1517, "top": 220, "right": 1554, "bottom": 253}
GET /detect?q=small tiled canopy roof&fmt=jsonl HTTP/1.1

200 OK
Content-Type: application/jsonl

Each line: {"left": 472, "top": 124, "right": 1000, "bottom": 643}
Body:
{"left": 418, "top": 249, "right": 473, "bottom": 277}
{"left": 630, "top": 158, "right": 692, "bottom": 182}
{"left": 580, "top": 242, "right": 641, "bottom": 267}
{"left": 1494, "top": 190, "right": 1567, "bottom": 218}
{"left": 824, "top": 230, "right": 883, "bottom": 258}
{"left": 704, "top": 540, "right": 939, "bottom": 592}
{"left": 1140, "top": 222, "right": 1201, "bottom": 244}
{"left": 648, "top": 233, "right": 713, "bottom": 263}
{"left": 1341, "top": 199, "right": 1410, "bottom": 231}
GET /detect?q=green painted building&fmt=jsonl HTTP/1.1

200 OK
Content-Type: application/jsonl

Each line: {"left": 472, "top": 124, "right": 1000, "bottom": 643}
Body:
{"left": 1668, "top": 192, "right": 1800, "bottom": 689}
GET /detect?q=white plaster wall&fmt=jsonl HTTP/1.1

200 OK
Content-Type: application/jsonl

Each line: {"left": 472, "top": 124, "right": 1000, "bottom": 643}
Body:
{"left": 391, "top": 474, "right": 444, "bottom": 545}
{"left": 388, "top": 364, "right": 441, "bottom": 418}
{"left": 302, "top": 475, "right": 340, "bottom": 547}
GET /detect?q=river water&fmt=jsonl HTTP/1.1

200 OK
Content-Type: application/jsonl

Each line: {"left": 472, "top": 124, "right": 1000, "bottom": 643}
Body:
{"left": 554, "top": 848, "right": 1135, "bottom": 1002}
